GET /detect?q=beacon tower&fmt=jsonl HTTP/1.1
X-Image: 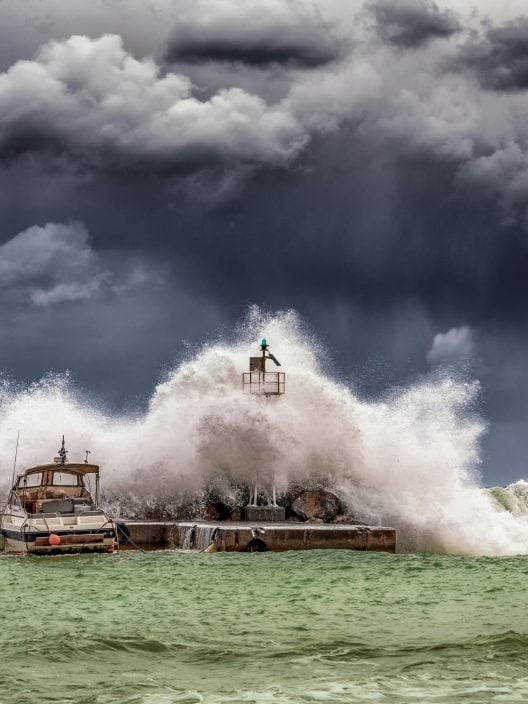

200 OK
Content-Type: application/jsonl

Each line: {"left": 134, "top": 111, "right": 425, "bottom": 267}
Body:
{"left": 242, "top": 339, "right": 286, "bottom": 521}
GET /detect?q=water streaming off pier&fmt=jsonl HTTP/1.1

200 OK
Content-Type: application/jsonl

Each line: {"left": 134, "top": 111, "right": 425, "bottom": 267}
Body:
{"left": 1, "top": 309, "right": 528, "bottom": 556}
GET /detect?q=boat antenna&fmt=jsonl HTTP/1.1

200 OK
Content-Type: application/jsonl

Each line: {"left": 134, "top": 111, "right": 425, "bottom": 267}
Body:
{"left": 84, "top": 450, "right": 91, "bottom": 464}
{"left": 10, "top": 430, "right": 20, "bottom": 489}
{"left": 58, "top": 436, "right": 68, "bottom": 466}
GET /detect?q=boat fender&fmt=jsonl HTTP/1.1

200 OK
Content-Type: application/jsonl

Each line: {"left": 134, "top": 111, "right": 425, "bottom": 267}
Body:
{"left": 49, "top": 533, "right": 61, "bottom": 546}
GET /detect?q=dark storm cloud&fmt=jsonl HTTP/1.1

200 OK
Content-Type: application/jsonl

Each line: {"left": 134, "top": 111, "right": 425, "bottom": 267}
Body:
{"left": 458, "top": 18, "right": 528, "bottom": 91}
{"left": 0, "top": 222, "right": 145, "bottom": 306}
{"left": 4, "top": 7, "right": 526, "bottom": 227}
{"left": 165, "top": 0, "right": 343, "bottom": 67}
{"left": 366, "top": 0, "right": 461, "bottom": 48}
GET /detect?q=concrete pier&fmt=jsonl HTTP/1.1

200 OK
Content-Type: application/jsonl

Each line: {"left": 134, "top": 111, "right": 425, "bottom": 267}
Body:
{"left": 119, "top": 520, "right": 396, "bottom": 553}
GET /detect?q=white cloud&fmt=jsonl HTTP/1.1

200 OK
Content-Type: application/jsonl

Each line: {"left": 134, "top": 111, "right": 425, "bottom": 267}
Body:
{"left": 0, "top": 34, "right": 307, "bottom": 170}
{"left": 0, "top": 221, "right": 145, "bottom": 306}
{"left": 426, "top": 326, "right": 474, "bottom": 366}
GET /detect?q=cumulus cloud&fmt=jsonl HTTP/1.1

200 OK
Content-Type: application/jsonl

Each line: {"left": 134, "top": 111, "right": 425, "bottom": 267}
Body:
{"left": 366, "top": 0, "right": 461, "bottom": 48}
{"left": 0, "top": 34, "right": 307, "bottom": 172}
{"left": 165, "top": 0, "right": 343, "bottom": 67}
{"left": 0, "top": 221, "right": 145, "bottom": 306}
{"left": 458, "top": 18, "right": 528, "bottom": 92}
{"left": 2, "top": 18, "right": 528, "bottom": 227}
{"left": 1, "top": 3, "right": 528, "bottom": 233}
{"left": 426, "top": 326, "right": 474, "bottom": 366}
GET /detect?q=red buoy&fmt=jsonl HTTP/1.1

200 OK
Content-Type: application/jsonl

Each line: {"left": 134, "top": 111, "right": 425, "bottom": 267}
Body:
{"left": 49, "top": 533, "right": 61, "bottom": 546}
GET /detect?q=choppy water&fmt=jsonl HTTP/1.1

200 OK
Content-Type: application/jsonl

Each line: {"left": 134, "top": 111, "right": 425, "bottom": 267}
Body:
{"left": 1, "top": 550, "right": 527, "bottom": 704}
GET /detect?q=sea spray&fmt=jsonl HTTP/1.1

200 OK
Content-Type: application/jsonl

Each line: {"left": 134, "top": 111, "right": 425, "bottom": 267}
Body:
{"left": 1, "top": 309, "right": 528, "bottom": 555}
{"left": 488, "top": 481, "right": 528, "bottom": 516}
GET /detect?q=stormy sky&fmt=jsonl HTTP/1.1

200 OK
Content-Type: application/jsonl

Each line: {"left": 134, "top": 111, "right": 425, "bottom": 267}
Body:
{"left": 1, "top": 0, "right": 528, "bottom": 483}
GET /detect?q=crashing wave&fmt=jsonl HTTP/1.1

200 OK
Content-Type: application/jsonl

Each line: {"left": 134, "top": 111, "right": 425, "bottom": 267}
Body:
{"left": 1, "top": 308, "right": 528, "bottom": 555}
{"left": 488, "top": 482, "right": 528, "bottom": 517}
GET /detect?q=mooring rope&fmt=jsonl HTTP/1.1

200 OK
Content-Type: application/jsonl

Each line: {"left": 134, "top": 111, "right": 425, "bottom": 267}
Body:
{"left": 115, "top": 522, "right": 145, "bottom": 553}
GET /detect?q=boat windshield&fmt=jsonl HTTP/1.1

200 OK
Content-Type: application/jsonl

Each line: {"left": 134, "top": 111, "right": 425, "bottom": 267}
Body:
{"left": 18, "top": 470, "right": 83, "bottom": 488}
{"left": 22, "top": 472, "right": 43, "bottom": 488}
{"left": 50, "top": 472, "right": 80, "bottom": 486}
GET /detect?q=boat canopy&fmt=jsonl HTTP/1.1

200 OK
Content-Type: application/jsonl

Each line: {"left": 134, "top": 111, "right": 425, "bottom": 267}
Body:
{"left": 21, "top": 463, "right": 100, "bottom": 476}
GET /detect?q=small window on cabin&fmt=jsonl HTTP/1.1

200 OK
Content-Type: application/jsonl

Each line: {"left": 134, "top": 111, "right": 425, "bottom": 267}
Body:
{"left": 22, "top": 472, "right": 43, "bottom": 487}
{"left": 52, "top": 472, "right": 79, "bottom": 486}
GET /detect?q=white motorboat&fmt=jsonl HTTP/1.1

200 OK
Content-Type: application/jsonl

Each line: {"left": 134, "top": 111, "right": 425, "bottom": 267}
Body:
{"left": 0, "top": 437, "right": 117, "bottom": 555}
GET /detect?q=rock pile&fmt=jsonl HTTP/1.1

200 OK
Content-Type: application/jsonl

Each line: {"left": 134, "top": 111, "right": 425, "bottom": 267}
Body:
{"left": 108, "top": 485, "right": 361, "bottom": 524}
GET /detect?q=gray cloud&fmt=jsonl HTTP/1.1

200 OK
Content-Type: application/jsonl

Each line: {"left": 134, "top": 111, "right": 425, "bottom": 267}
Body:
{"left": 1, "top": 12, "right": 528, "bottom": 230}
{"left": 165, "top": 0, "right": 343, "bottom": 67}
{"left": 458, "top": 18, "right": 528, "bottom": 91}
{"left": 0, "top": 221, "right": 145, "bottom": 306}
{"left": 366, "top": 0, "right": 461, "bottom": 48}
{"left": 426, "top": 326, "right": 474, "bottom": 366}
{"left": 0, "top": 34, "right": 307, "bottom": 172}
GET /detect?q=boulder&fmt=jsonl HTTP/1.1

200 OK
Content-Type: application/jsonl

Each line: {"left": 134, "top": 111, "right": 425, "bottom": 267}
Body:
{"left": 203, "top": 502, "right": 220, "bottom": 520}
{"left": 203, "top": 501, "right": 231, "bottom": 521}
{"left": 332, "top": 514, "right": 363, "bottom": 525}
{"left": 292, "top": 488, "right": 342, "bottom": 522}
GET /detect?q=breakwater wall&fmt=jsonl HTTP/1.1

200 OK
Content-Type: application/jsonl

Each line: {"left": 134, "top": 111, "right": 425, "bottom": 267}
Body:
{"left": 118, "top": 521, "right": 396, "bottom": 553}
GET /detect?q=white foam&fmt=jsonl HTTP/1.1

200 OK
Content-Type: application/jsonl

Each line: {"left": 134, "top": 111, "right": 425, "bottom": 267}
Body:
{"left": 1, "top": 309, "right": 528, "bottom": 555}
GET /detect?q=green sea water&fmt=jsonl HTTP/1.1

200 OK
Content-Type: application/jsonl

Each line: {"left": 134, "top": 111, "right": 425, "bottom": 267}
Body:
{"left": 1, "top": 550, "right": 527, "bottom": 704}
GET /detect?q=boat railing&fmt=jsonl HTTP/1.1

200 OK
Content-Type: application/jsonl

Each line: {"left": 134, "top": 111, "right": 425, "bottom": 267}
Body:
{"left": 27, "top": 510, "right": 105, "bottom": 518}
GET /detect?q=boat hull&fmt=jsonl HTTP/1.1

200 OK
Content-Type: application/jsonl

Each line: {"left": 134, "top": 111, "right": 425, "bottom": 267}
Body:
{"left": 1, "top": 527, "right": 117, "bottom": 555}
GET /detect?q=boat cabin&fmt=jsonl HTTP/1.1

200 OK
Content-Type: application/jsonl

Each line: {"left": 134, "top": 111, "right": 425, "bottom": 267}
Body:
{"left": 12, "top": 463, "right": 100, "bottom": 516}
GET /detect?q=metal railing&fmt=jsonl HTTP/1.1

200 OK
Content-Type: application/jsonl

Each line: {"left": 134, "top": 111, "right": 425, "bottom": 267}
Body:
{"left": 242, "top": 371, "right": 285, "bottom": 396}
